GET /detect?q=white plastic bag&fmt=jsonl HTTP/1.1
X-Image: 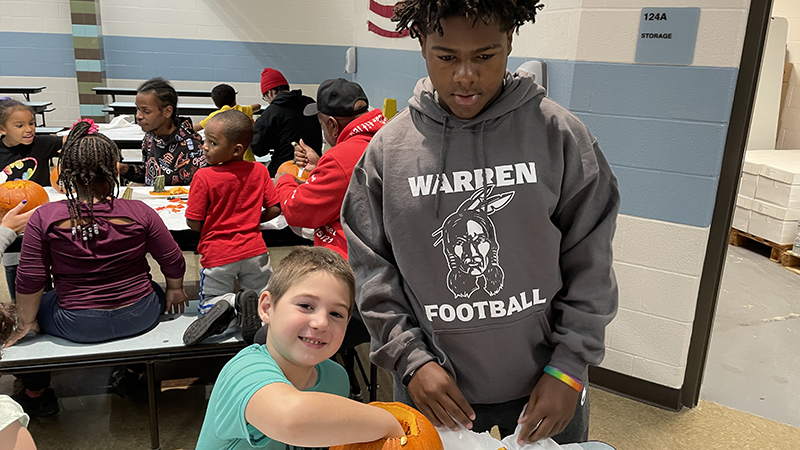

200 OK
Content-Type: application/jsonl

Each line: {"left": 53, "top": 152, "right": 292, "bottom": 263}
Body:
{"left": 437, "top": 403, "right": 564, "bottom": 450}
{"left": 437, "top": 424, "right": 563, "bottom": 450}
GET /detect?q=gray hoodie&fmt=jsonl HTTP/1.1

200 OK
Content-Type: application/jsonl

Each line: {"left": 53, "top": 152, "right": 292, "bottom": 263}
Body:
{"left": 341, "top": 72, "right": 619, "bottom": 404}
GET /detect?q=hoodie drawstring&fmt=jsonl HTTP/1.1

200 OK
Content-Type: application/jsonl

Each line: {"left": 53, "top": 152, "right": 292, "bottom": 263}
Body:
{"left": 477, "top": 122, "right": 488, "bottom": 220}
{"left": 434, "top": 115, "right": 449, "bottom": 218}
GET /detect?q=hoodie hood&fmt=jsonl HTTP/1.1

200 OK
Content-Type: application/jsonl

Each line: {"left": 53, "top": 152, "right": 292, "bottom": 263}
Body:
{"left": 270, "top": 89, "right": 314, "bottom": 108}
{"left": 409, "top": 71, "right": 546, "bottom": 128}
{"left": 408, "top": 72, "right": 546, "bottom": 218}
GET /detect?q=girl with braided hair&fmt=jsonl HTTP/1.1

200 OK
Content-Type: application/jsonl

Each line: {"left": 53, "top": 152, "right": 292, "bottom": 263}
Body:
{"left": 5, "top": 120, "right": 189, "bottom": 417}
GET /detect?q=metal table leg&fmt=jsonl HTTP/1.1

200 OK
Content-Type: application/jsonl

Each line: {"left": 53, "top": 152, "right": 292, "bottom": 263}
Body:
{"left": 369, "top": 363, "right": 378, "bottom": 402}
{"left": 146, "top": 362, "right": 160, "bottom": 449}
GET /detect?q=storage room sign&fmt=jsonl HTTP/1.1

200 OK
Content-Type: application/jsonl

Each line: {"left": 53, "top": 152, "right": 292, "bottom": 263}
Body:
{"left": 635, "top": 7, "right": 701, "bottom": 65}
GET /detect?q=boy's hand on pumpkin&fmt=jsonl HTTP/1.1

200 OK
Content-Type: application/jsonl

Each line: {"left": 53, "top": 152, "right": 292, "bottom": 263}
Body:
{"left": 407, "top": 361, "right": 475, "bottom": 431}
{"left": 517, "top": 373, "right": 580, "bottom": 444}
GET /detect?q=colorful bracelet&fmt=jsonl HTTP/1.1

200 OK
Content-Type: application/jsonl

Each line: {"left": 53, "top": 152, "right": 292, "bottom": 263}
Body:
{"left": 543, "top": 365, "right": 583, "bottom": 392}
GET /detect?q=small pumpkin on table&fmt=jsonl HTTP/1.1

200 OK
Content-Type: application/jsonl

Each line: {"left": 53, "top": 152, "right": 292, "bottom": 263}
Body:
{"left": 330, "top": 402, "right": 444, "bottom": 450}
{"left": 0, "top": 180, "right": 50, "bottom": 214}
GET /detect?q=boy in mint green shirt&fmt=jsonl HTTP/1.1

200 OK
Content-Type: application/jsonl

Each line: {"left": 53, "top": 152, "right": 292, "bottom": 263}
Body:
{"left": 196, "top": 247, "right": 404, "bottom": 449}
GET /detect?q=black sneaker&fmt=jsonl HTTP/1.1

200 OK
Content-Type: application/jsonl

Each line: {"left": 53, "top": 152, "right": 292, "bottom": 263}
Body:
{"left": 110, "top": 367, "right": 145, "bottom": 398}
{"left": 12, "top": 388, "right": 59, "bottom": 418}
{"left": 183, "top": 301, "right": 235, "bottom": 346}
{"left": 235, "top": 290, "right": 260, "bottom": 345}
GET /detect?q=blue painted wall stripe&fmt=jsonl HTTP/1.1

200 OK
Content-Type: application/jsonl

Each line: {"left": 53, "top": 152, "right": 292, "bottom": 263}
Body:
{"left": 103, "top": 36, "right": 352, "bottom": 84}
{"left": 612, "top": 166, "right": 718, "bottom": 226}
{"left": 567, "top": 62, "right": 738, "bottom": 123}
{"left": 0, "top": 32, "right": 76, "bottom": 77}
{"left": 576, "top": 112, "right": 728, "bottom": 178}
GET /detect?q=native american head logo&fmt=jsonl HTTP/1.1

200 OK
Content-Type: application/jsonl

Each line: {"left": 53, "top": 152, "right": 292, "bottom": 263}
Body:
{"left": 432, "top": 185, "right": 514, "bottom": 298}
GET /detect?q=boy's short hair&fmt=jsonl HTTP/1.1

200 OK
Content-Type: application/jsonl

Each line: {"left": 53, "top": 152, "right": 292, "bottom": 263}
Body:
{"left": 267, "top": 247, "right": 355, "bottom": 315}
{"left": 208, "top": 110, "right": 254, "bottom": 147}
{"left": 211, "top": 84, "right": 237, "bottom": 109}
{"left": 393, "top": 0, "right": 543, "bottom": 38}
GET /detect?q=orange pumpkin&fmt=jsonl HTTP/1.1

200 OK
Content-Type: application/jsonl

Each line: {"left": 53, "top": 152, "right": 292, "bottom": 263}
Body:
{"left": 0, "top": 180, "right": 50, "bottom": 214}
{"left": 330, "top": 402, "right": 443, "bottom": 450}
{"left": 276, "top": 160, "right": 310, "bottom": 182}
{"left": 50, "top": 166, "right": 66, "bottom": 194}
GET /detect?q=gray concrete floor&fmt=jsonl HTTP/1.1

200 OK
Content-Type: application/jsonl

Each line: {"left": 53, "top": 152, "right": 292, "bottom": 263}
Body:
{"left": 700, "top": 243, "right": 800, "bottom": 428}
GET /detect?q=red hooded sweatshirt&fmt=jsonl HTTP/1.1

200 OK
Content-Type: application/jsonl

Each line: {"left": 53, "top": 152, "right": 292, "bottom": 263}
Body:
{"left": 276, "top": 109, "right": 386, "bottom": 258}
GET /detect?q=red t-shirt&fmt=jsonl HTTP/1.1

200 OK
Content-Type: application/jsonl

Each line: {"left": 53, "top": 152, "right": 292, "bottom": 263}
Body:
{"left": 185, "top": 161, "right": 279, "bottom": 267}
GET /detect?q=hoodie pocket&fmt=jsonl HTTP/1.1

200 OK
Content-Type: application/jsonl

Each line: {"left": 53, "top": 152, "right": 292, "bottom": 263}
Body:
{"left": 431, "top": 310, "right": 554, "bottom": 404}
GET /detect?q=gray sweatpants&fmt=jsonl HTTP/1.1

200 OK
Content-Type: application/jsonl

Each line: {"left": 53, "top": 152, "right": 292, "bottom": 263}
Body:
{"left": 198, "top": 252, "right": 271, "bottom": 315}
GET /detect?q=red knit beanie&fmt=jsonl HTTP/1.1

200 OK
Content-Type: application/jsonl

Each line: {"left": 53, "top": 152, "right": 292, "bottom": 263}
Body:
{"left": 261, "top": 68, "right": 288, "bottom": 95}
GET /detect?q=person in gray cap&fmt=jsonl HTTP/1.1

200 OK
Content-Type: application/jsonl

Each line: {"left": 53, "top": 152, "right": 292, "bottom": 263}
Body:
{"left": 276, "top": 78, "right": 387, "bottom": 260}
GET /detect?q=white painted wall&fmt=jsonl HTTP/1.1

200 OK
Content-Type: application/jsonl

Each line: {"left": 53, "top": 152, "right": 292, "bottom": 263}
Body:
{"left": 100, "top": 0, "right": 354, "bottom": 46}
{"left": 0, "top": 0, "right": 72, "bottom": 34}
{"left": 512, "top": 0, "right": 749, "bottom": 68}
{"left": 0, "top": 0, "right": 77, "bottom": 127}
{"left": 774, "top": 0, "right": 800, "bottom": 149}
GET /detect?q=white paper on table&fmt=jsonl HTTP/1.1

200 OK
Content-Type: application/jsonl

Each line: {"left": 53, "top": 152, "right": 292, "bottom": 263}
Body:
{"left": 44, "top": 186, "right": 289, "bottom": 233}
{"left": 58, "top": 115, "right": 142, "bottom": 137}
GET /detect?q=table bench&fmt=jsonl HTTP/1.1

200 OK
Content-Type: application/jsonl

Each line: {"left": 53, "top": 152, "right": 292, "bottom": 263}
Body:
{"left": 103, "top": 102, "right": 217, "bottom": 117}
{"left": 0, "top": 300, "right": 247, "bottom": 449}
{"left": 0, "top": 86, "right": 46, "bottom": 101}
{"left": 103, "top": 101, "right": 263, "bottom": 118}
{"left": 35, "top": 127, "right": 67, "bottom": 135}
{"left": 24, "top": 101, "right": 55, "bottom": 127}
{"left": 93, "top": 87, "right": 234, "bottom": 103}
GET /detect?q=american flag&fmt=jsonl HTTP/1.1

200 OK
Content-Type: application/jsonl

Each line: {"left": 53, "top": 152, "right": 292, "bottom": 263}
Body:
{"left": 367, "top": 0, "right": 410, "bottom": 38}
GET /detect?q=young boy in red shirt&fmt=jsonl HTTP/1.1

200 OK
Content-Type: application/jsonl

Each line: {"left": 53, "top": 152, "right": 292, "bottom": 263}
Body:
{"left": 183, "top": 110, "right": 282, "bottom": 346}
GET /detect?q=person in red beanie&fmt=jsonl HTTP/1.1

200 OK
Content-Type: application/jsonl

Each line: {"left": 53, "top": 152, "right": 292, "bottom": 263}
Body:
{"left": 251, "top": 68, "right": 323, "bottom": 177}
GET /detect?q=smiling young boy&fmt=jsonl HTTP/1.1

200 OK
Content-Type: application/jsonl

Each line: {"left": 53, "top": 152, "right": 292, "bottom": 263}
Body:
{"left": 195, "top": 247, "right": 404, "bottom": 449}
{"left": 183, "top": 110, "right": 281, "bottom": 346}
{"left": 341, "top": 0, "right": 620, "bottom": 445}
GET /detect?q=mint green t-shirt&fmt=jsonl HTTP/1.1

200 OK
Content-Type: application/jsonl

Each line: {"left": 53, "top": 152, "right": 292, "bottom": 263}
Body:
{"left": 196, "top": 344, "right": 349, "bottom": 450}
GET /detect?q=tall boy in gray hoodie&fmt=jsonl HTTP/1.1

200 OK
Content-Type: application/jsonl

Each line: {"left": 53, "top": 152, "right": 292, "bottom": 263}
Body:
{"left": 341, "top": 0, "right": 619, "bottom": 445}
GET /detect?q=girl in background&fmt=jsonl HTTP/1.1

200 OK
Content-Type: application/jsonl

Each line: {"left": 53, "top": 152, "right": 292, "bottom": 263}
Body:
{"left": 0, "top": 97, "right": 63, "bottom": 303}
{"left": 119, "top": 77, "right": 206, "bottom": 186}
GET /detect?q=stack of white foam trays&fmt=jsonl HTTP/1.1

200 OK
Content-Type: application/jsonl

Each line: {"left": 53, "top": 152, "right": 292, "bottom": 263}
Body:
{"left": 735, "top": 150, "right": 800, "bottom": 246}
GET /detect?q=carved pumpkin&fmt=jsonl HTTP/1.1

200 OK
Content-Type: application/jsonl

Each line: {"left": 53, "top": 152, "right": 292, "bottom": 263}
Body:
{"left": 50, "top": 166, "right": 66, "bottom": 194}
{"left": 330, "top": 402, "right": 443, "bottom": 450}
{"left": 0, "top": 180, "right": 50, "bottom": 214}
{"left": 276, "top": 160, "right": 310, "bottom": 182}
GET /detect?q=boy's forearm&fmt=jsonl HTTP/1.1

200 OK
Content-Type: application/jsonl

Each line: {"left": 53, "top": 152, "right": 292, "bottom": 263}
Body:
{"left": 260, "top": 204, "right": 281, "bottom": 223}
{"left": 246, "top": 389, "right": 402, "bottom": 447}
{"left": 251, "top": 103, "right": 262, "bottom": 112}
{"left": 186, "top": 218, "right": 203, "bottom": 232}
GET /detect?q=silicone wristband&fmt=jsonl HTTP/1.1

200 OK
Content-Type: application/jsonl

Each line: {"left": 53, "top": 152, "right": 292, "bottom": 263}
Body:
{"left": 543, "top": 365, "right": 583, "bottom": 392}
